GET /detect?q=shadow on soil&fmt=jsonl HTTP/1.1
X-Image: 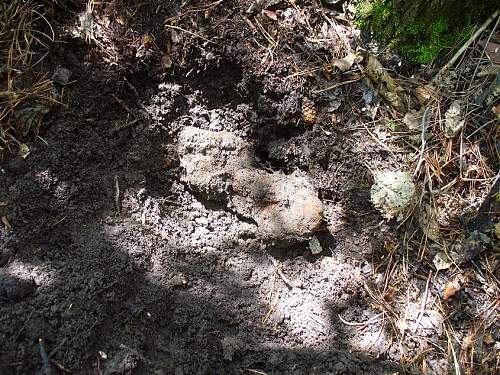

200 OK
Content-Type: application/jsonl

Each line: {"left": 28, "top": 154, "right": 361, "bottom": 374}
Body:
{"left": 1, "top": 5, "right": 401, "bottom": 374}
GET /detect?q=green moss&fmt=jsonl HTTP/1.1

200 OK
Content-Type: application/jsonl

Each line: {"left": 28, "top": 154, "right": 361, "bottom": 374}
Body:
{"left": 355, "top": 0, "right": 475, "bottom": 64}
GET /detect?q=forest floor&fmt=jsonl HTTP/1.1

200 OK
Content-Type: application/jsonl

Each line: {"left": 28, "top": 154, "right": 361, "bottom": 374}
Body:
{"left": 0, "top": 1, "right": 499, "bottom": 374}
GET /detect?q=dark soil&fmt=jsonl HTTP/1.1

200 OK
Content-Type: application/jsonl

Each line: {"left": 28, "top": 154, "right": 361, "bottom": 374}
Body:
{"left": 3, "top": 1, "right": 494, "bottom": 374}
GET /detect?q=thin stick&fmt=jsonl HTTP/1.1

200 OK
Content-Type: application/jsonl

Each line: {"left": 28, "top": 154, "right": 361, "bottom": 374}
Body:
{"left": 362, "top": 124, "right": 397, "bottom": 158}
{"left": 39, "top": 338, "right": 54, "bottom": 375}
{"left": 413, "top": 271, "right": 432, "bottom": 333}
{"left": 14, "top": 310, "right": 34, "bottom": 341}
{"left": 48, "top": 338, "right": 67, "bottom": 358}
{"left": 246, "top": 370, "right": 269, "bottom": 375}
{"left": 164, "top": 24, "right": 215, "bottom": 44}
{"left": 434, "top": 9, "right": 500, "bottom": 80}
{"left": 114, "top": 175, "right": 121, "bottom": 214}
{"left": 413, "top": 107, "right": 431, "bottom": 178}
{"left": 466, "top": 118, "right": 496, "bottom": 139}
{"left": 269, "top": 257, "right": 302, "bottom": 288}
{"left": 469, "top": 13, "right": 500, "bottom": 88}
{"left": 338, "top": 313, "right": 384, "bottom": 327}
{"left": 445, "top": 325, "right": 462, "bottom": 375}
{"left": 123, "top": 77, "right": 144, "bottom": 107}
{"left": 459, "top": 131, "right": 464, "bottom": 179}
{"left": 313, "top": 77, "right": 361, "bottom": 93}
{"left": 49, "top": 359, "right": 71, "bottom": 373}
{"left": 109, "top": 118, "right": 141, "bottom": 135}
{"left": 112, "top": 94, "right": 137, "bottom": 120}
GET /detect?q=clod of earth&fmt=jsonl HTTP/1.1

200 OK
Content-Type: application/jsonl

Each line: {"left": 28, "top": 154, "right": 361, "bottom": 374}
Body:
{"left": 103, "top": 346, "right": 142, "bottom": 375}
{"left": 51, "top": 67, "right": 72, "bottom": 86}
{"left": 178, "top": 127, "right": 323, "bottom": 243}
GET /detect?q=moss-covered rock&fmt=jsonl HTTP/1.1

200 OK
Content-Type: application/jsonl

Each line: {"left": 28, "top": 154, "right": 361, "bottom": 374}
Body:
{"left": 356, "top": 0, "right": 497, "bottom": 64}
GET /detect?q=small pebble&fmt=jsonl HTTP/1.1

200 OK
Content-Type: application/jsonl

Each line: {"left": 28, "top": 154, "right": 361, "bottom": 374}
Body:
{"left": 170, "top": 274, "right": 189, "bottom": 287}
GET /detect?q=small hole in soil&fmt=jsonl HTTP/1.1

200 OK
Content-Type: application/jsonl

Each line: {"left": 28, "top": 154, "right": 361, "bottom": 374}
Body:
{"left": 268, "top": 231, "right": 335, "bottom": 260}
{"left": 253, "top": 123, "right": 308, "bottom": 174}
{"left": 185, "top": 61, "right": 245, "bottom": 108}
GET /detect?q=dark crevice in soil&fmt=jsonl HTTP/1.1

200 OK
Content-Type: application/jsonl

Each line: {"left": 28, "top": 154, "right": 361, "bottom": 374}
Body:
{"left": 182, "top": 62, "right": 246, "bottom": 109}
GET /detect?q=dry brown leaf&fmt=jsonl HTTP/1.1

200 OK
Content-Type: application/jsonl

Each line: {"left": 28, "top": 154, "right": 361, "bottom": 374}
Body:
{"left": 483, "top": 332, "right": 495, "bottom": 345}
{"left": 161, "top": 54, "right": 173, "bottom": 69}
{"left": 322, "top": 63, "right": 334, "bottom": 81}
{"left": 142, "top": 34, "right": 154, "bottom": 48}
{"left": 403, "top": 108, "right": 425, "bottom": 131}
{"left": 414, "top": 84, "right": 436, "bottom": 105}
{"left": 2, "top": 216, "right": 12, "bottom": 230}
{"left": 478, "top": 64, "right": 500, "bottom": 77}
{"left": 443, "top": 280, "right": 461, "bottom": 299}
{"left": 115, "top": 15, "right": 125, "bottom": 25}
{"left": 263, "top": 10, "right": 278, "bottom": 21}
{"left": 365, "top": 54, "right": 406, "bottom": 113}
{"left": 492, "top": 103, "right": 500, "bottom": 119}
{"left": 0, "top": 201, "right": 7, "bottom": 207}
{"left": 331, "top": 52, "right": 362, "bottom": 72}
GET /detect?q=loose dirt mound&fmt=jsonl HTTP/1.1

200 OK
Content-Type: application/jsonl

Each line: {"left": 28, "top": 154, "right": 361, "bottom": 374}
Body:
{"left": 178, "top": 126, "right": 323, "bottom": 243}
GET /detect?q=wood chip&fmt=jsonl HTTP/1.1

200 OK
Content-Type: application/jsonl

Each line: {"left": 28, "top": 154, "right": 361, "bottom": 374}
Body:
{"left": 263, "top": 10, "right": 277, "bottom": 21}
{"left": 443, "top": 280, "right": 461, "bottom": 299}
{"left": 2, "top": 216, "right": 12, "bottom": 230}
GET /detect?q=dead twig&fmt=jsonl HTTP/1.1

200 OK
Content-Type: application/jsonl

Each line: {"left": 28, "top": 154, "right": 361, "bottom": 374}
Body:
{"left": 109, "top": 118, "right": 141, "bottom": 135}
{"left": 468, "top": 13, "right": 500, "bottom": 89}
{"left": 49, "top": 359, "right": 71, "bottom": 373}
{"left": 39, "top": 338, "right": 54, "bottom": 375}
{"left": 313, "top": 77, "right": 362, "bottom": 93}
{"left": 269, "top": 257, "right": 302, "bottom": 289}
{"left": 48, "top": 338, "right": 67, "bottom": 358}
{"left": 413, "top": 107, "right": 431, "bottom": 178}
{"left": 338, "top": 313, "right": 385, "bottom": 327}
{"left": 434, "top": 9, "right": 500, "bottom": 80}
{"left": 246, "top": 369, "right": 269, "bottom": 375}
{"left": 14, "top": 310, "right": 34, "bottom": 341}
{"left": 165, "top": 0, "right": 223, "bottom": 22}
{"left": 412, "top": 271, "right": 432, "bottom": 333}
{"left": 362, "top": 123, "right": 397, "bottom": 158}
{"left": 164, "top": 24, "right": 215, "bottom": 44}
{"left": 114, "top": 175, "right": 121, "bottom": 214}
{"left": 111, "top": 94, "right": 138, "bottom": 120}
{"left": 123, "top": 77, "right": 147, "bottom": 111}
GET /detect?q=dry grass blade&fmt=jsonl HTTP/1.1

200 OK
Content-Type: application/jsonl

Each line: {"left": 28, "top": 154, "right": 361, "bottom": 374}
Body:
{"left": 0, "top": 0, "right": 55, "bottom": 161}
